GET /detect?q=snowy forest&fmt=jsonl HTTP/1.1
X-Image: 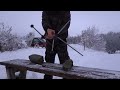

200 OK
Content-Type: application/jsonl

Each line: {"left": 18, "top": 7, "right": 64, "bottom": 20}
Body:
{"left": 0, "top": 23, "right": 35, "bottom": 52}
{"left": 0, "top": 22, "right": 120, "bottom": 54}
{"left": 67, "top": 26, "right": 120, "bottom": 54}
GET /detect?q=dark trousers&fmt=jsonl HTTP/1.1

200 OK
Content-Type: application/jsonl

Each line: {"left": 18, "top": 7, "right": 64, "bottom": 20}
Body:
{"left": 44, "top": 39, "right": 70, "bottom": 79}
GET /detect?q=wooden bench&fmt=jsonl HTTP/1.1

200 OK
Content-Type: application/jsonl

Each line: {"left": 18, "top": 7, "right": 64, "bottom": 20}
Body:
{"left": 0, "top": 59, "right": 120, "bottom": 79}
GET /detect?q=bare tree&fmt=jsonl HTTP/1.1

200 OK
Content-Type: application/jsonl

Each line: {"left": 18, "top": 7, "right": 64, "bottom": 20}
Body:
{"left": 0, "top": 23, "right": 26, "bottom": 52}
{"left": 81, "top": 26, "right": 106, "bottom": 51}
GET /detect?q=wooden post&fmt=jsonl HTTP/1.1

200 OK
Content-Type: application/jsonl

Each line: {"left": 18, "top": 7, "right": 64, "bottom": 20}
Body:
{"left": 6, "top": 66, "right": 16, "bottom": 79}
{"left": 18, "top": 70, "right": 27, "bottom": 79}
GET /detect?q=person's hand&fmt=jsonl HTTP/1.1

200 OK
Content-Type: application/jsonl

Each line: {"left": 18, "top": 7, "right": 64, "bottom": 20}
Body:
{"left": 46, "top": 29, "right": 55, "bottom": 39}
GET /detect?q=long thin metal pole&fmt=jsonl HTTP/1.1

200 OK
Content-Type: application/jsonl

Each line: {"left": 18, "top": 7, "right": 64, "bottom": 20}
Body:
{"left": 51, "top": 39, "right": 54, "bottom": 51}
{"left": 30, "top": 24, "right": 83, "bottom": 56}
{"left": 57, "top": 37, "right": 83, "bottom": 56}
{"left": 30, "top": 25, "right": 52, "bottom": 46}
{"left": 57, "top": 20, "right": 70, "bottom": 35}
{"left": 31, "top": 25, "right": 44, "bottom": 37}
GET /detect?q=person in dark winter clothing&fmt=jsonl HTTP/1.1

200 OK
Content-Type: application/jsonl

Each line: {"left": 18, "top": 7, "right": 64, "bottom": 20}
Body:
{"left": 42, "top": 11, "right": 71, "bottom": 79}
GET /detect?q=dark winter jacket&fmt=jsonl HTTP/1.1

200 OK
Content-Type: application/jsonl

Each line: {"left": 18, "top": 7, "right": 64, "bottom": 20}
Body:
{"left": 42, "top": 11, "right": 71, "bottom": 39}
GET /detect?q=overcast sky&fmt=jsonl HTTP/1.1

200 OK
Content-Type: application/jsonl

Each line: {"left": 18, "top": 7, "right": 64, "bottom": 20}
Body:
{"left": 0, "top": 11, "right": 120, "bottom": 37}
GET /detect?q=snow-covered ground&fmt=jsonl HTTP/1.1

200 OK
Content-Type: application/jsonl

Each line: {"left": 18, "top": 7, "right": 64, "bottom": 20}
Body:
{"left": 0, "top": 44, "right": 120, "bottom": 79}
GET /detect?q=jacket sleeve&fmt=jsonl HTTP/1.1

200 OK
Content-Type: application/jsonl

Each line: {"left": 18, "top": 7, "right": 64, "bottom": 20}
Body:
{"left": 42, "top": 11, "right": 52, "bottom": 33}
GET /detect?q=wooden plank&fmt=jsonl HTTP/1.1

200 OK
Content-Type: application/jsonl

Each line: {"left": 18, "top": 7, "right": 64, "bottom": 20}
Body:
{"left": 1, "top": 59, "right": 120, "bottom": 79}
